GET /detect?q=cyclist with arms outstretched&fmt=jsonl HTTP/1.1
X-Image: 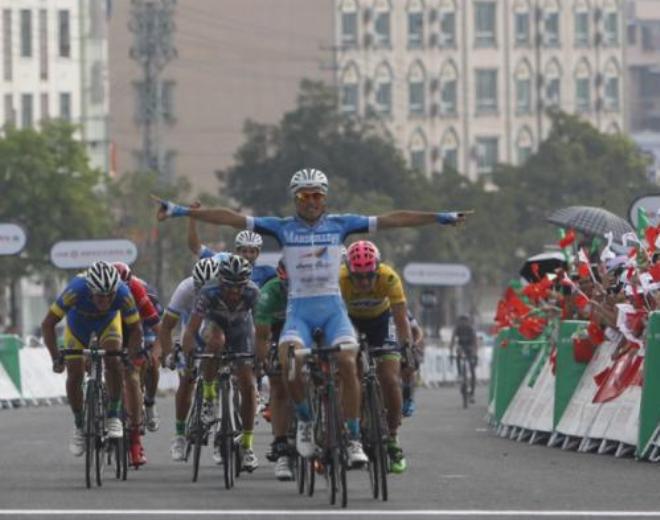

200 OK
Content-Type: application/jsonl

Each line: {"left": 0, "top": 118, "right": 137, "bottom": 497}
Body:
{"left": 155, "top": 168, "right": 471, "bottom": 466}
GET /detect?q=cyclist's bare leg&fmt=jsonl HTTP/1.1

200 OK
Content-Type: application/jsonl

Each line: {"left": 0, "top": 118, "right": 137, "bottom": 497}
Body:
{"left": 175, "top": 369, "right": 195, "bottom": 422}
{"left": 203, "top": 326, "right": 224, "bottom": 384}
{"left": 278, "top": 340, "right": 306, "bottom": 403}
{"left": 236, "top": 363, "right": 257, "bottom": 432}
{"left": 145, "top": 361, "right": 160, "bottom": 403}
{"left": 376, "top": 358, "right": 402, "bottom": 436}
{"left": 336, "top": 349, "right": 360, "bottom": 421}
{"left": 270, "top": 373, "right": 292, "bottom": 437}
{"left": 102, "top": 337, "right": 124, "bottom": 407}
{"left": 65, "top": 357, "right": 85, "bottom": 416}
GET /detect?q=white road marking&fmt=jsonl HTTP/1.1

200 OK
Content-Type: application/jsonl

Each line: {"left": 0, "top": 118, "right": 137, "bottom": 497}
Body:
{"left": 3, "top": 511, "right": 660, "bottom": 517}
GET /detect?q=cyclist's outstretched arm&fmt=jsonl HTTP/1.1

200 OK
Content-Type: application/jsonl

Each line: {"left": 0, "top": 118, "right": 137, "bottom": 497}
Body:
{"left": 186, "top": 201, "right": 204, "bottom": 256}
{"left": 153, "top": 196, "right": 247, "bottom": 229}
{"left": 182, "top": 314, "right": 203, "bottom": 355}
{"left": 376, "top": 209, "right": 473, "bottom": 230}
{"left": 391, "top": 302, "right": 413, "bottom": 346}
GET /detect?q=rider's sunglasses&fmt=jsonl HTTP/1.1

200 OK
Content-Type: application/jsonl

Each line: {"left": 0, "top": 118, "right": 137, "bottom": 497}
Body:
{"left": 295, "top": 192, "right": 326, "bottom": 203}
{"left": 350, "top": 272, "right": 377, "bottom": 282}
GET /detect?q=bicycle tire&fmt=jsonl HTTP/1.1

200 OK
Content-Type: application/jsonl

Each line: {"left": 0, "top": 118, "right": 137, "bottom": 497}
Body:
{"left": 295, "top": 451, "right": 306, "bottom": 495}
{"left": 191, "top": 380, "right": 204, "bottom": 482}
{"left": 95, "top": 383, "right": 106, "bottom": 487}
{"left": 366, "top": 380, "right": 388, "bottom": 501}
{"left": 333, "top": 396, "right": 348, "bottom": 509}
{"left": 460, "top": 358, "right": 469, "bottom": 409}
{"left": 221, "top": 379, "right": 234, "bottom": 489}
{"left": 84, "top": 382, "right": 95, "bottom": 489}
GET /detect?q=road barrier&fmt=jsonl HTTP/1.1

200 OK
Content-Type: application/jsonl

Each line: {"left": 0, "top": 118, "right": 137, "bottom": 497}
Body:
{"left": 489, "top": 314, "right": 660, "bottom": 462}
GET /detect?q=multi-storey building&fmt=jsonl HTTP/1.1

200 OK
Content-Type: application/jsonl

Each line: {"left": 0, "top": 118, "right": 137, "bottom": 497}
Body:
{"left": 336, "top": 0, "right": 626, "bottom": 179}
{"left": 0, "top": 0, "right": 110, "bottom": 173}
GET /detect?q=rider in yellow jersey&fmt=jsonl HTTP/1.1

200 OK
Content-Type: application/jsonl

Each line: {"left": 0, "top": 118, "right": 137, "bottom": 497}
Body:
{"left": 339, "top": 241, "right": 412, "bottom": 474}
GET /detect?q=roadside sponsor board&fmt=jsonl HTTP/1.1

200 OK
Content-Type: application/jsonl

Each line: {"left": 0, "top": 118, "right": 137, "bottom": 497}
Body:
{"left": 50, "top": 239, "right": 137, "bottom": 269}
{"left": 0, "top": 223, "right": 27, "bottom": 255}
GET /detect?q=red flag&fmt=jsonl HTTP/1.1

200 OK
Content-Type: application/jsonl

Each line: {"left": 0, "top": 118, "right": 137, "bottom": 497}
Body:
{"left": 587, "top": 320, "right": 605, "bottom": 345}
{"left": 577, "top": 248, "right": 591, "bottom": 279}
{"left": 575, "top": 293, "right": 590, "bottom": 309}
{"left": 559, "top": 229, "right": 576, "bottom": 248}
{"left": 592, "top": 352, "right": 642, "bottom": 404}
{"left": 518, "top": 315, "right": 547, "bottom": 340}
{"left": 646, "top": 226, "right": 660, "bottom": 254}
{"left": 649, "top": 263, "right": 660, "bottom": 282}
{"left": 573, "top": 336, "right": 595, "bottom": 363}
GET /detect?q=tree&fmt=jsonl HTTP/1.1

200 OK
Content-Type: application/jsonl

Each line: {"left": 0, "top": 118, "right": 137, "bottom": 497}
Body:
{"left": 221, "top": 80, "right": 433, "bottom": 264}
{"left": 0, "top": 122, "right": 113, "bottom": 327}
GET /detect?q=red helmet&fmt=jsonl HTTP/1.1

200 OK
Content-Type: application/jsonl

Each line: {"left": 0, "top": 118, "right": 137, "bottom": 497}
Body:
{"left": 346, "top": 241, "right": 380, "bottom": 274}
{"left": 112, "top": 262, "right": 132, "bottom": 282}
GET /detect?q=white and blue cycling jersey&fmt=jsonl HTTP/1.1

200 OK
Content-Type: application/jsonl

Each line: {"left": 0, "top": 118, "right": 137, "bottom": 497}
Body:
{"left": 247, "top": 214, "right": 377, "bottom": 300}
{"left": 198, "top": 245, "right": 276, "bottom": 288}
{"left": 246, "top": 213, "right": 377, "bottom": 347}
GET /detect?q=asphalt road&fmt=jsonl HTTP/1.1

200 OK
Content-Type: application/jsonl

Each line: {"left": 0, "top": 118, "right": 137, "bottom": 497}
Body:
{"left": 1, "top": 385, "right": 660, "bottom": 520}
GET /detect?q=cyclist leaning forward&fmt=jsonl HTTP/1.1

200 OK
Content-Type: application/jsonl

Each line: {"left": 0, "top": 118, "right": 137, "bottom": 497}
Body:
{"left": 155, "top": 168, "right": 472, "bottom": 467}
{"left": 181, "top": 254, "right": 261, "bottom": 471}
{"left": 340, "top": 240, "right": 411, "bottom": 474}
{"left": 254, "top": 259, "right": 294, "bottom": 480}
{"left": 41, "top": 261, "right": 143, "bottom": 455}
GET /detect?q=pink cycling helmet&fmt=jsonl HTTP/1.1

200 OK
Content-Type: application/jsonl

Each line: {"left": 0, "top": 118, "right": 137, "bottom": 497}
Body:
{"left": 112, "top": 262, "right": 132, "bottom": 282}
{"left": 346, "top": 241, "right": 380, "bottom": 274}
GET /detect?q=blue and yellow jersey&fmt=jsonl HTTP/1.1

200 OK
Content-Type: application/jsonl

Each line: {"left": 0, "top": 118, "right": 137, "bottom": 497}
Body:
{"left": 51, "top": 275, "right": 140, "bottom": 326}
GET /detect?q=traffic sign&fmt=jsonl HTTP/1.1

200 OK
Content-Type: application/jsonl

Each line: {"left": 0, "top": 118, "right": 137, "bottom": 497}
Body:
{"left": 403, "top": 262, "right": 471, "bottom": 286}
{"left": 0, "top": 223, "right": 27, "bottom": 255}
{"left": 629, "top": 194, "right": 660, "bottom": 228}
{"left": 50, "top": 239, "right": 138, "bottom": 269}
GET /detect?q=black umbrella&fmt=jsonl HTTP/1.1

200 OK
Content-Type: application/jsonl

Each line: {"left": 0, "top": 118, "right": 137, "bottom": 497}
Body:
{"left": 546, "top": 206, "right": 634, "bottom": 242}
{"left": 520, "top": 252, "right": 567, "bottom": 282}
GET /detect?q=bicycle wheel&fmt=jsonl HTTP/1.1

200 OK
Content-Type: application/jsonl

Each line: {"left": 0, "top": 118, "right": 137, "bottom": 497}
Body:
{"left": 84, "top": 383, "right": 96, "bottom": 489}
{"left": 460, "top": 358, "right": 469, "bottom": 409}
{"left": 221, "top": 379, "right": 234, "bottom": 489}
{"left": 365, "top": 380, "right": 388, "bottom": 501}
{"left": 295, "top": 451, "right": 306, "bottom": 495}
{"left": 95, "top": 385, "right": 106, "bottom": 487}
{"left": 114, "top": 406, "right": 128, "bottom": 481}
{"left": 333, "top": 399, "right": 348, "bottom": 508}
{"left": 190, "top": 379, "right": 204, "bottom": 482}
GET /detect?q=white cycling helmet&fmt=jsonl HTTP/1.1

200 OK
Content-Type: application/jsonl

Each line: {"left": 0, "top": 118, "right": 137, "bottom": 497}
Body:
{"left": 86, "top": 261, "right": 120, "bottom": 295}
{"left": 192, "top": 257, "right": 221, "bottom": 289}
{"left": 219, "top": 254, "right": 252, "bottom": 285}
{"left": 235, "top": 230, "right": 263, "bottom": 249}
{"left": 289, "top": 168, "right": 328, "bottom": 195}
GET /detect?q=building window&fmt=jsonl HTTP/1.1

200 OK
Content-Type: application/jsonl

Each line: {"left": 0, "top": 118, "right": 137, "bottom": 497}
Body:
{"left": 475, "top": 1, "right": 496, "bottom": 47}
{"left": 40, "top": 93, "right": 49, "bottom": 121}
{"left": 517, "top": 128, "right": 534, "bottom": 164}
{"left": 441, "top": 129, "right": 460, "bottom": 173}
{"left": 20, "top": 9, "right": 32, "bottom": 57}
{"left": 441, "top": 79, "right": 457, "bottom": 115}
{"left": 4, "top": 94, "right": 14, "bottom": 126}
{"left": 604, "top": 60, "right": 620, "bottom": 112}
{"left": 3, "top": 10, "right": 12, "bottom": 81}
{"left": 440, "top": 10, "right": 456, "bottom": 47}
{"left": 476, "top": 69, "right": 498, "bottom": 114}
{"left": 21, "top": 94, "right": 33, "bottom": 128}
{"left": 58, "top": 10, "right": 71, "bottom": 57}
{"left": 409, "top": 130, "right": 427, "bottom": 173}
{"left": 605, "top": 76, "right": 619, "bottom": 111}
{"left": 546, "top": 77, "right": 561, "bottom": 107}
{"left": 476, "top": 137, "right": 499, "bottom": 174}
{"left": 605, "top": 11, "right": 619, "bottom": 46}
{"left": 341, "top": 12, "right": 358, "bottom": 48}
{"left": 575, "top": 77, "right": 590, "bottom": 112}
{"left": 39, "top": 9, "right": 48, "bottom": 80}
{"left": 408, "top": 63, "right": 426, "bottom": 116}
{"left": 374, "top": 10, "right": 390, "bottom": 46}
{"left": 341, "top": 83, "right": 359, "bottom": 114}
{"left": 162, "top": 80, "right": 175, "bottom": 123}
{"left": 575, "top": 11, "right": 589, "bottom": 47}
{"left": 375, "top": 81, "right": 391, "bottom": 115}
{"left": 90, "top": 62, "right": 104, "bottom": 104}
{"left": 516, "top": 77, "right": 532, "bottom": 114}
{"left": 443, "top": 148, "right": 458, "bottom": 171}
{"left": 408, "top": 11, "right": 424, "bottom": 48}
{"left": 341, "top": 63, "right": 360, "bottom": 114}
{"left": 515, "top": 12, "right": 530, "bottom": 46}
{"left": 544, "top": 11, "right": 560, "bottom": 47}
{"left": 59, "top": 92, "right": 71, "bottom": 121}
{"left": 627, "top": 24, "right": 637, "bottom": 46}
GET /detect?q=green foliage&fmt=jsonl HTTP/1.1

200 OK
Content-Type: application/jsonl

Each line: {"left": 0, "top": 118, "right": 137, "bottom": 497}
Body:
{"left": 0, "top": 122, "right": 112, "bottom": 280}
